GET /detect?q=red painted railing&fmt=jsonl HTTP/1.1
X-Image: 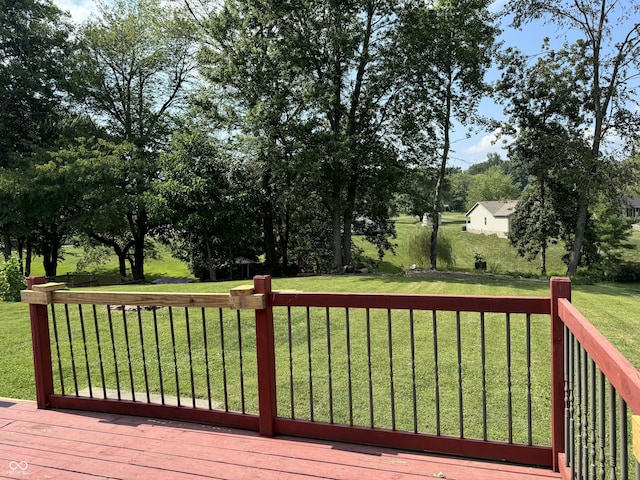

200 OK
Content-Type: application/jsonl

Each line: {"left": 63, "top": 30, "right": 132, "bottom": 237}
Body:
{"left": 556, "top": 294, "right": 640, "bottom": 479}
{"left": 21, "top": 275, "right": 640, "bottom": 474}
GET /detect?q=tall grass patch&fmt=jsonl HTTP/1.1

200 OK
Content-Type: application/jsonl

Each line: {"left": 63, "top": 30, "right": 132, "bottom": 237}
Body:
{"left": 406, "top": 225, "right": 455, "bottom": 269}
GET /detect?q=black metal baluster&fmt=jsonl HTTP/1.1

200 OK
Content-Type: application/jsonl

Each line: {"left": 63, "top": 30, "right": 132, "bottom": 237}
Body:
{"left": 201, "top": 308, "right": 212, "bottom": 410}
{"left": 576, "top": 342, "right": 583, "bottom": 480}
{"left": 432, "top": 310, "right": 441, "bottom": 436}
{"left": 287, "top": 307, "right": 295, "bottom": 419}
{"left": 185, "top": 308, "right": 196, "bottom": 408}
{"left": 569, "top": 331, "right": 575, "bottom": 478}
{"left": 506, "top": 312, "right": 513, "bottom": 443}
{"left": 526, "top": 314, "right": 533, "bottom": 446}
{"left": 306, "top": 307, "right": 314, "bottom": 422}
{"left": 50, "top": 305, "right": 65, "bottom": 395}
{"left": 590, "top": 359, "right": 596, "bottom": 480}
{"left": 236, "top": 310, "right": 245, "bottom": 414}
{"left": 64, "top": 304, "right": 79, "bottom": 396}
{"left": 106, "top": 307, "right": 121, "bottom": 400}
{"left": 121, "top": 309, "right": 135, "bottom": 402}
{"left": 564, "top": 325, "right": 570, "bottom": 463}
{"left": 92, "top": 305, "right": 107, "bottom": 399}
{"left": 346, "top": 308, "right": 353, "bottom": 427}
{"left": 77, "top": 305, "right": 93, "bottom": 398}
{"left": 169, "top": 307, "right": 180, "bottom": 406}
{"left": 409, "top": 310, "right": 418, "bottom": 434}
{"left": 598, "top": 370, "right": 605, "bottom": 480}
{"left": 610, "top": 383, "right": 617, "bottom": 480}
{"left": 388, "top": 309, "right": 396, "bottom": 431}
{"left": 480, "top": 312, "right": 487, "bottom": 441}
{"left": 620, "top": 397, "right": 628, "bottom": 480}
{"left": 456, "top": 311, "right": 464, "bottom": 438}
{"left": 366, "top": 308, "right": 374, "bottom": 429}
{"left": 582, "top": 347, "right": 588, "bottom": 478}
{"left": 152, "top": 308, "right": 164, "bottom": 405}
{"left": 326, "top": 307, "right": 334, "bottom": 424}
{"left": 219, "top": 309, "right": 229, "bottom": 412}
{"left": 137, "top": 308, "right": 150, "bottom": 403}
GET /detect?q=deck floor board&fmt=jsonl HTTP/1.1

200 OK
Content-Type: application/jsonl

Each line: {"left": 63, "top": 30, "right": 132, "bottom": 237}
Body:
{"left": 0, "top": 400, "right": 560, "bottom": 480}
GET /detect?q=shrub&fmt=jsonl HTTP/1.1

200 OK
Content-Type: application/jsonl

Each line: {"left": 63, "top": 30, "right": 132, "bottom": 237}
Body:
{"left": 407, "top": 226, "right": 455, "bottom": 269}
{"left": 603, "top": 262, "right": 640, "bottom": 282}
{"left": 0, "top": 255, "right": 26, "bottom": 302}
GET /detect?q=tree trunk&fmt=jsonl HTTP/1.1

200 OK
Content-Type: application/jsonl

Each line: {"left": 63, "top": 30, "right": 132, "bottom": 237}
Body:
{"left": 3, "top": 232, "right": 11, "bottom": 260}
{"left": 204, "top": 234, "right": 217, "bottom": 281}
{"left": 279, "top": 209, "right": 290, "bottom": 275}
{"left": 430, "top": 80, "right": 452, "bottom": 271}
{"left": 41, "top": 235, "right": 60, "bottom": 278}
{"left": 17, "top": 238, "right": 24, "bottom": 274}
{"left": 341, "top": 174, "right": 358, "bottom": 268}
{"left": 25, "top": 238, "right": 32, "bottom": 277}
{"left": 116, "top": 250, "right": 128, "bottom": 278}
{"left": 131, "top": 237, "right": 145, "bottom": 281}
{"left": 128, "top": 209, "right": 147, "bottom": 282}
{"left": 332, "top": 209, "right": 343, "bottom": 271}
{"left": 567, "top": 189, "right": 590, "bottom": 274}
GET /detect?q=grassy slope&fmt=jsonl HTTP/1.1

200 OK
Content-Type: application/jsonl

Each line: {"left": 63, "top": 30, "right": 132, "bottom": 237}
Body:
{"left": 356, "top": 214, "right": 571, "bottom": 276}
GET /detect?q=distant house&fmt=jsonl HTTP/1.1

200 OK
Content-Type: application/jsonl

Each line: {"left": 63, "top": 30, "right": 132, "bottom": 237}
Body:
{"left": 622, "top": 197, "right": 640, "bottom": 220}
{"left": 465, "top": 200, "right": 518, "bottom": 238}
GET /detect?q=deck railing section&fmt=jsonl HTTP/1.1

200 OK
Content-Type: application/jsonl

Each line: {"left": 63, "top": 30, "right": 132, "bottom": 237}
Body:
{"left": 268, "top": 286, "right": 555, "bottom": 467}
{"left": 23, "top": 277, "right": 265, "bottom": 431}
{"left": 23, "top": 274, "right": 640, "bottom": 472}
{"left": 557, "top": 296, "right": 640, "bottom": 480}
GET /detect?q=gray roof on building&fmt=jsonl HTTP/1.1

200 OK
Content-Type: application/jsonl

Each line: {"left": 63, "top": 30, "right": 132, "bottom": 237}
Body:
{"left": 465, "top": 200, "right": 518, "bottom": 217}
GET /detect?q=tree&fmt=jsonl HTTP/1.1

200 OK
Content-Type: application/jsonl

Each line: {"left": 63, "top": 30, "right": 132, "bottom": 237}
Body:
{"left": 197, "top": 0, "right": 405, "bottom": 271}
{"left": 394, "top": 0, "right": 499, "bottom": 270}
{"left": 0, "top": 0, "right": 72, "bottom": 259}
{"left": 465, "top": 166, "right": 520, "bottom": 210}
{"left": 72, "top": 0, "right": 196, "bottom": 280}
{"left": 53, "top": 137, "right": 142, "bottom": 278}
{"left": 505, "top": 0, "right": 640, "bottom": 274}
{"left": 467, "top": 153, "right": 505, "bottom": 175}
{"left": 158, "top": 129, "right": 260, "bottom": 280}
{"left": 444, "top": 171, "right": 473, "bottom": 211}
{"left": 509, "top": 180, "right": 561, "bottom": 275}
{"left": 497, "top": 42, "right": 622, "bottom": 274}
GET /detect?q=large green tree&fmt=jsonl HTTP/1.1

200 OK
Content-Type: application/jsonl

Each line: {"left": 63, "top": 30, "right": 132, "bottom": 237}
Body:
{"left": 505, "top": 0, "right": 640, "bottom": 274}
{"left": 197, "top": 0, "right": 404, "bottom": 272}
{"left": 158, "top": 129, "right": 260, "bottom": 280}
{"left": 394, "top": 0, "right": 499, "bottom": 270}
{"left": 0, "top": 0, "right": 72, "bottom": 260}
{"left": 509, "top": 180, "right": 561, "bottom": 275}
{"left": 465, "top": 166, "right": 521, "bottom": 210}
{"left": 72, "top": 0, "right": 196, "bottom": 280}
{"left": 497, "top": 43, "right": 623, "bottom": 274}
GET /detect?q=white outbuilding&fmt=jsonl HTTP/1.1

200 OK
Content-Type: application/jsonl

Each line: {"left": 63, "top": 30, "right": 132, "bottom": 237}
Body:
{"left": 465, "top": 201, "right": 518, "bottom": 238}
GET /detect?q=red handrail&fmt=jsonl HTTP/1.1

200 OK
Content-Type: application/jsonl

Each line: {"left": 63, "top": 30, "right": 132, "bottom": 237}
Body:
{"left": 558, "top": 297, "right": 640, "bottom": 413}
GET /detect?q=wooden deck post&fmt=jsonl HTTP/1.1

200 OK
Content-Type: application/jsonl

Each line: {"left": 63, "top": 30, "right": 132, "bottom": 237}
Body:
{"left": 27, "top": 276, "right": 55, "bottom": 409}
{"left": 550, "top": 276, "right": 571, "bottom": 472}
{"left": 254, "top": 275, "right": 277, "bottom": 437}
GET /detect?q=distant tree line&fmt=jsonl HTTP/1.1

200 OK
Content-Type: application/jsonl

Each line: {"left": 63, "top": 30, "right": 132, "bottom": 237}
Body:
{"left": 1, "top": 0, "right": 639, "bottom": 280}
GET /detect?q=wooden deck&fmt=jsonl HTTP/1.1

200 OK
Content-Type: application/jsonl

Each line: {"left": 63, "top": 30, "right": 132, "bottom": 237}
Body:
{"left": 0, "top": 399, "right": 560, "bottom": 480}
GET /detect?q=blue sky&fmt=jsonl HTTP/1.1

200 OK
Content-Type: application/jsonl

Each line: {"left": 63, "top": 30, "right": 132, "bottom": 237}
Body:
{"left": 52, "top": 0, "right": 570, "bottom": 170}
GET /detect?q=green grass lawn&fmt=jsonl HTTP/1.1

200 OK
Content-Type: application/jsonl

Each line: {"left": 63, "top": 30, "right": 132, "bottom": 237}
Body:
{"left": 355, "top": 214, "right": 574, "bottom": 276}
{"left": 28, "top": 242, "right": 193, "bottom": 282}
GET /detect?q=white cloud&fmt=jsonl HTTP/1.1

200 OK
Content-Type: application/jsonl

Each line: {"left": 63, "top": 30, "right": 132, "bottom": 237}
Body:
{"left": 53, "top": 0, "right": 97, "bottom": 24}
{"left": 466, "top": 128, "right": 503, "bottom": 154}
